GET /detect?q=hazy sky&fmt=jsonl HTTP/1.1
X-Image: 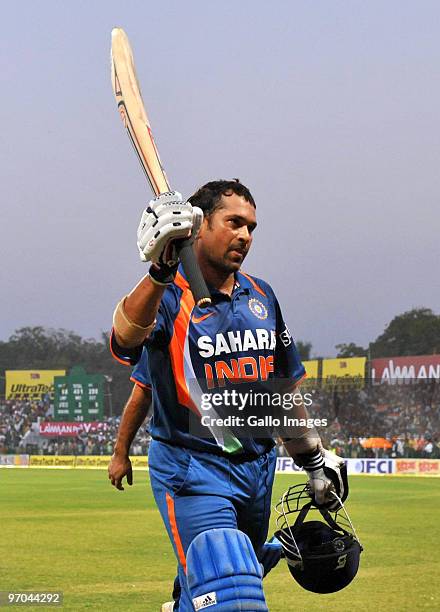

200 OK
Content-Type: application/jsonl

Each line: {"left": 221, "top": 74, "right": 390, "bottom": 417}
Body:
{"left": 2, "top": 1, "right": 439, "bottom": 356}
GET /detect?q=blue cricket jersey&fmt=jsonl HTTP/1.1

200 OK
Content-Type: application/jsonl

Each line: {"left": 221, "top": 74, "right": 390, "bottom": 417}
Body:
{"left": 111, "top": 266, "right": 305, "bottom": 458}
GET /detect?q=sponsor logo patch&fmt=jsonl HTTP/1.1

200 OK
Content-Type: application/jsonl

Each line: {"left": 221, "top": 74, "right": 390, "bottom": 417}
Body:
{"left": 335, "top": 554, "right": 348, "bottom": 570}
{"left": 193, "top": 592, "right": 217, "bottom": 610}
{"left": 248, "top": 298, "right": 268, "bottom": 320}
{"left": 279, "top": 324, "right": 292, "bottom": 347}
{"left": 192, "top": 311, "right": 215, "bottom": 324}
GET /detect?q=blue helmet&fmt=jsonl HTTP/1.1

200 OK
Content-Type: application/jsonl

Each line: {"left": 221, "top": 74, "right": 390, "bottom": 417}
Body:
{"left": 275, "top": 484, "right": 363, "bottom": 594}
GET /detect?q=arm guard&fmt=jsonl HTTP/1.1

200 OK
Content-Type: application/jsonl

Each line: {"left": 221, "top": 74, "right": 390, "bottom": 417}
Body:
{"left": 112, "top": 296, "right": 156, "bottom": 348}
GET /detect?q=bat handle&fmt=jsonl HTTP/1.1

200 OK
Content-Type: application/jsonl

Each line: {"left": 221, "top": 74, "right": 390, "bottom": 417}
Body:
{"left": 178, "top": 241, "right": 212, "bottom": 307}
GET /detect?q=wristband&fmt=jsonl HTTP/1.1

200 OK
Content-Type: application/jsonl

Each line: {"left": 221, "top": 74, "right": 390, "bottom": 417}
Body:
{"left": 294, "top": 446, "right": 324, "bottom": 472}
{"left": 148, "top": 262, "right": 178, "bottom": 286}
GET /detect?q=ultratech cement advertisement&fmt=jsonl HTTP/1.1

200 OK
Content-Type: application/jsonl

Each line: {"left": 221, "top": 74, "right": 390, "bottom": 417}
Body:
{"left": 5, "top": 370, "right": 66, "bottom": 400}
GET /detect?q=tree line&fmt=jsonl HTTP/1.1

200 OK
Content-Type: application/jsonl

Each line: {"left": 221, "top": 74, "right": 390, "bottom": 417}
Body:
{"left": 290, "top": 308, "right": 439, "bottom": 360}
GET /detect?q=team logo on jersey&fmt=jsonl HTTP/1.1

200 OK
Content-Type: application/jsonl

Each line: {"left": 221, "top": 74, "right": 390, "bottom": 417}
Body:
{"left": 248, "top": 298, "right": 268, "bottom": 320}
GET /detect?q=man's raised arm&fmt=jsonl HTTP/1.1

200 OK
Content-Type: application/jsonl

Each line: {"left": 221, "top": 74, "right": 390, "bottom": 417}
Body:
{"left": 113, "top": 191, "right": 203, "bottom": 348}
{"left": 113, "top": 275, "right": 165, "bottom": 348}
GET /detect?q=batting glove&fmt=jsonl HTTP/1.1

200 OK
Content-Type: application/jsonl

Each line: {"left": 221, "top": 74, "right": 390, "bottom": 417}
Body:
{"left": 296, "top": 448, "right": 349, "bottom": 511}
{"left": 137, "top": 191, "right": 203, "bottom": 269}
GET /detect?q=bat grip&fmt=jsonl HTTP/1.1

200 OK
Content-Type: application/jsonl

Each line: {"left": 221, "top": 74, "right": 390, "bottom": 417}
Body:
{"left": 178, "top": 241, "right": 211, "bottom": 307}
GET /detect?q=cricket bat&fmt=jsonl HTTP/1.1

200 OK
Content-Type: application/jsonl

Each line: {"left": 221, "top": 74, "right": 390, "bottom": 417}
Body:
{"left": 110, "top": 27, "right": 211, "bottom": 307}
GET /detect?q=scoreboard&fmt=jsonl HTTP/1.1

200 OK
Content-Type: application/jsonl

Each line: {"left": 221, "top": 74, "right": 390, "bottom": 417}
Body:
{"left": 54, "top": 366, "right": 105, "bottom": 422}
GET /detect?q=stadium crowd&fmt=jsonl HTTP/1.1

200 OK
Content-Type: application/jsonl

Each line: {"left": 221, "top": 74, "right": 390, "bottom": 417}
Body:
{"left": 309, "top": 380, "right": 440, "bottom": 457}
{"left": 1, "top": 380, "right": 439, "bottom": 458}
{"left": 0, "top": 399, "right": 150, "bottom": 456}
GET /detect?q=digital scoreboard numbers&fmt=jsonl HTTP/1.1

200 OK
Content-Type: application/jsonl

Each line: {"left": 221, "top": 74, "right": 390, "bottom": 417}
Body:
{"left": 86, "top": 381, "right": 103, "bottom": 419}
{"left": 54, "top": 382, "right": 70, "bottom": 418}
{"left": 54, "top": 367, "right": 104, "bottom": 422}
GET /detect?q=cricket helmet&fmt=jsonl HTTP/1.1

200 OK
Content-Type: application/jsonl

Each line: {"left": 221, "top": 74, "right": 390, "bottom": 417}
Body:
{"left": 275, "top": 483, "right": 362, "bottom": 594}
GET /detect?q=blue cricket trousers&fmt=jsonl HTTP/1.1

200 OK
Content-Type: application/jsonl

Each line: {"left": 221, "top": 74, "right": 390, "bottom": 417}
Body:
{"left": 148, "top": 439, "right": 277, "bottom": 610}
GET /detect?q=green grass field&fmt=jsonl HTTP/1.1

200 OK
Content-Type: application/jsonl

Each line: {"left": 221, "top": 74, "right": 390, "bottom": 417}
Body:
{"left": 1, "top": 469, "right": 439, "bottom": 611}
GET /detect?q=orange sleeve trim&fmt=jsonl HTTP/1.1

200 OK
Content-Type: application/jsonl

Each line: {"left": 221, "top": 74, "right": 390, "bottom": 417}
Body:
{"left": 166, "top": 492, "right": 187, "bottom": 573}
{"left": 109, "top": 328, "right": 131, "bottom": 367}
{"left": 239, "top": 271, "right": 267, "bottom": 297}
{"left": 129, "top": 377, "right": 152, "bottom": 390}
{"left": 293, "top": 372, "right": 307, "bottom": 389}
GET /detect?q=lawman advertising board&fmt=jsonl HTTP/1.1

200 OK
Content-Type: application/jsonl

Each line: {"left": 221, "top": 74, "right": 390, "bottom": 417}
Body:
{"left": 371, "top": 355, "right": 440, "bottom": 383}
{"left": 39, "top": 421, "right": 104, "bottom": 437}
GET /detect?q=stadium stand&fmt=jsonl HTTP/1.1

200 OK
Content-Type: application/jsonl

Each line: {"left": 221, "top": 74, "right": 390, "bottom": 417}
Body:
{"left": 1, "top": 380, "right": 438, "bottom": 458}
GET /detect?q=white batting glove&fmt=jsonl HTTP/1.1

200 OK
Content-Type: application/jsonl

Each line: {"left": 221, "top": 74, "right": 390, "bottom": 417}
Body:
{"left": 137, "top": 192, "right": 203, "bottom": 266}
{"left": 296, "top": 448, "right": 348, "bottom": 511}
{"left": 307, "top": 467, "right": 337, "bottom": 507}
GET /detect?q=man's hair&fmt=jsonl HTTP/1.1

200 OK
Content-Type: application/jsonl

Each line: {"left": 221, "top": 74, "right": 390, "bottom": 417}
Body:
{"left": 188, "top": 179, "right": 256, "bottom": 218}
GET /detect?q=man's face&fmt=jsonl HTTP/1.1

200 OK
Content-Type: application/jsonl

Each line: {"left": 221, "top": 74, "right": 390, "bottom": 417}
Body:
{"left": 196, "top": 193, "right": 257, "bottom": 273}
